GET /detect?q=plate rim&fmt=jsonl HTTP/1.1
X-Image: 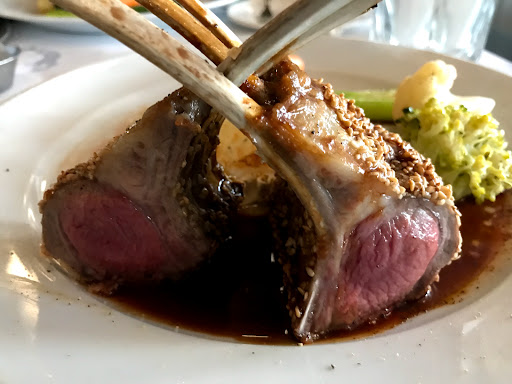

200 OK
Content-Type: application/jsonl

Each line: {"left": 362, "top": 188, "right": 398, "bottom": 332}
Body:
{"left": 1, "top": 36, "right": 511, "bottom": 383}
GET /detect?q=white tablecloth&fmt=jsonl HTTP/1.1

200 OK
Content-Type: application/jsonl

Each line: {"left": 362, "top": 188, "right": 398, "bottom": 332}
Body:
{"left": 1, "top": 20, "right": 512, "bottom": 104}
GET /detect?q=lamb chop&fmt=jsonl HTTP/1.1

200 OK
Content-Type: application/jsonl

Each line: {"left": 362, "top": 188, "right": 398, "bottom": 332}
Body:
{"left": 41, "top": 0, "right": 379, "bottom": 293}
{"left": 40, "top": 90, "right": 241, "bottom": 293}
{"left": 42, "top": 0, "right": 461, "bottom": 343}
{"left": 242, "top": 61, "right": 461, "bottom": 341}
{"left": 39, "top": 0, "right": 359, "bottom": 292}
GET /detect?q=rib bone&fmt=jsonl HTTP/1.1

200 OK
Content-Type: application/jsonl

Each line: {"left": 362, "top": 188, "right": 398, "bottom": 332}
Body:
{"left": 53, "top": 0, "right": 260, "bottom": 131}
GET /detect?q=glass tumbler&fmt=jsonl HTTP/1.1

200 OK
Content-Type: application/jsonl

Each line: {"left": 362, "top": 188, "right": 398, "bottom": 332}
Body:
{"left": 372, "top": 0, "right": 497, "bottom": 61}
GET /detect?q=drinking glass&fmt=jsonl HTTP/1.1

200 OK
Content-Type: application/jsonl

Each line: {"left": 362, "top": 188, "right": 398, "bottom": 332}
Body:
{"left": 372, "top": 0, "right": 497, "bottom": 61}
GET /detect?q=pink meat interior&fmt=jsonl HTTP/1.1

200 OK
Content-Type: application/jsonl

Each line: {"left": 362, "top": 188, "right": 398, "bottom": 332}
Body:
{"left": 59, "top": 189, "right": 166, "bottom": 278}
{"left": 335, "top": 209, "right": 439, "bottom": 325}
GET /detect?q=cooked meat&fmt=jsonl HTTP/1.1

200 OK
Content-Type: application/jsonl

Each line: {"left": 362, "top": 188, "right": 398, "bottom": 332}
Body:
{"left": 241, "top": 61, "right": 462, "bottom": 342}
{"left": 40, "top": 58, "right": 461, "bottom": 343}
{"left": 39, "top": 88, "right": 240, "bottom": 294}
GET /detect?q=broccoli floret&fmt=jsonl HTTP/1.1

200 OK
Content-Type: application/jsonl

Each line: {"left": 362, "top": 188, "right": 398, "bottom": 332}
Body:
{"left": 396, "top": 99, "right": 512, "bottom": 202}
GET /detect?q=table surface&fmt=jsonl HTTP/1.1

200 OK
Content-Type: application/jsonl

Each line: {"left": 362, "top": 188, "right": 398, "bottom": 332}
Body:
{"left": 1, "top": 7, "right": 512, "bottom": 104}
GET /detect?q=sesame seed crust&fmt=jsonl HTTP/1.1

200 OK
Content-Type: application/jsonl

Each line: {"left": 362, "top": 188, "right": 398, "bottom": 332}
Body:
{"left": 39, "top": 153, "right": 101, "bottom": 213}
{"left": 323, "top": 81, "right": 460, "bottom": 213}
{"left": 258, "top": 61, "right": 463, "bottom": 341}
{"left": 321, "top": 80, "right": 462, "bottom": 258}
{"left": 39, "top": 90, "right": 244, "bottom": 295}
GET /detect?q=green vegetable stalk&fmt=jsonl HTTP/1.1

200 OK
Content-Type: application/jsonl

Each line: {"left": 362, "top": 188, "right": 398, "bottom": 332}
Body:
{"left": 339, "top": 90, "right": 395, "bottom": 122}
{"left": 45, "top": 8, "right": 76, "bottom": 17}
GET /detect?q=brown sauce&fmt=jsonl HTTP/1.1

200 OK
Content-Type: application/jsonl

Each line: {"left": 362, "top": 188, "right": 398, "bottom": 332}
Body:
{"left": 109, "top": 190, "right": 512, "bottom": 345}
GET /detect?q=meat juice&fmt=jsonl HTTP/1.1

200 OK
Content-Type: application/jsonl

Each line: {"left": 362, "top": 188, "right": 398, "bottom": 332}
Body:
{"left": 109, "top": 190, "right": 512, "bottom": 344}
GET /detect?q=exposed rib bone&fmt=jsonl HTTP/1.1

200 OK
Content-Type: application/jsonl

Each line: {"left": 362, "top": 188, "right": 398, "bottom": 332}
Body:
{"left": 53, "top": 0, "right": 260, "bottom": 130}
{"left": 177, "top": 0, "right": 241, "bottom": 48}
{"left": 136, "top": 0, "right": 229, "bottom": 64}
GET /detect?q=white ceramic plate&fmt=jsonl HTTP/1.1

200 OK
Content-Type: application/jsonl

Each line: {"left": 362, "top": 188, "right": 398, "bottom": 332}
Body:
{"left": 0, "top": 0, "right": 239, "bottom": 34}
{"left": 1, "top": 36, "right": 512, "bottom": 383}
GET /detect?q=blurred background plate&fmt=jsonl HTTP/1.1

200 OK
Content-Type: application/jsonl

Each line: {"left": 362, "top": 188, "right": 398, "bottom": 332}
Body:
{"left": 0, "top": 0, "right": 239, "bottom": 34}
{"left": 227, "top": 0, "right": 267, "bottom": 30}
{"left": 227, "top": 0, "right": 374, "bottom": 36}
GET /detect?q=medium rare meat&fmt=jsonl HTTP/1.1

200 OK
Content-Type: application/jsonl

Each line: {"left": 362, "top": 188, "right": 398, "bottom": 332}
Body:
{"left": 241, "top": 61, "right": 462, "bottom": 342}
{"left": 40, "top": 57, "right": 462, "bottom": 343}
{"left": 39, "top": 88, "right": 240, "bottom": 293}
